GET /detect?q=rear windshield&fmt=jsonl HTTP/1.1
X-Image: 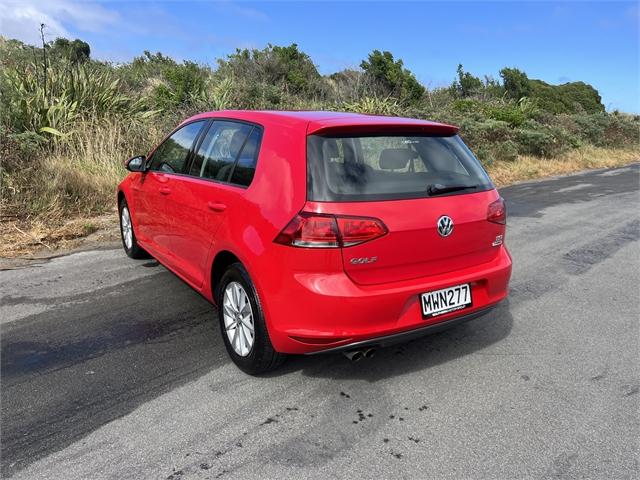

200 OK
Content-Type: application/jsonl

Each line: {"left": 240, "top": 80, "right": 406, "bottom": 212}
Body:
{"left": 307, "top": 134, "right": 493, "bottom": 201}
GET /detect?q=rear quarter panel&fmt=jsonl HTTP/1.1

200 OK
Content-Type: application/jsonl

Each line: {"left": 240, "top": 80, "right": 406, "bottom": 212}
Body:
{"left": 204, "top": 117, "right": 309, "bottom": 308}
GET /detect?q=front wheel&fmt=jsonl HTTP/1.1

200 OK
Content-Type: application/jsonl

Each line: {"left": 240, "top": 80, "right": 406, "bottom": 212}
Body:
{"left": 217, "top": 263, "right": 285, "bottom": 374}
{"left": 119, "top": 199, "right": 149, "bottom": 259}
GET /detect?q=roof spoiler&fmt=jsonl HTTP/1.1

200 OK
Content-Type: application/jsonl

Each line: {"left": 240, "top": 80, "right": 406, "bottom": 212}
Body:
{"left": 307, "top": 122, "right": 459, "bottom": 137}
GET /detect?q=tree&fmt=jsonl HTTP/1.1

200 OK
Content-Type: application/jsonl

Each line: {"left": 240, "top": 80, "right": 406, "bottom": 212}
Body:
{"left": 217, "top": 43, "right": 323, "bottom": 95}
{"left": 49, "top": 38, "right": 90, "bottom": 64}
{"left": 360, "top": 50, "right": 425, "bottom": 104}
{"left": 452, "top": 64, "right": 483, "bottom": 97}
{"left": 153, "top": 61, "right": 208, "bottom": 109}
{"left": 499, "top": 67, "right": 531, "bottom": 100}
{"left": 529, "top": 79, "right": 604, "bottom": 114}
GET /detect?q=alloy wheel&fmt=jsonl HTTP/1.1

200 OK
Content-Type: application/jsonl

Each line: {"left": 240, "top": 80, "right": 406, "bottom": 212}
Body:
{"left": 222, "top": 281, "right": 255, "bottom": 357}
{"left": 121, "top": 207, "right": 133, "bottom": 250}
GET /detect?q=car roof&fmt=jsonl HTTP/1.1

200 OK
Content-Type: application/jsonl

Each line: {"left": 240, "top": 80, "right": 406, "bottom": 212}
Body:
{"left": 182, "top": 110, "right": 459, "bottom": 136}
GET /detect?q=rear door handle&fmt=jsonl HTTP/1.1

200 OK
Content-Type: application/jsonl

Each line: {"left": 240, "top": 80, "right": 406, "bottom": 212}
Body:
{"left": 207, "top": 202, "right": 227, "bottom": 212}
{"left": 159, "top": 187, "right": 171, "bottom": 195}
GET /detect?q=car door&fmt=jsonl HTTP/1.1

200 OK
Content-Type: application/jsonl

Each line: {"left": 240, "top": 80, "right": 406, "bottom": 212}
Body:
{"left": 131, "top": 120, "right": 207, "bottom": 261}
{"left": 164, "top": 120, "right": 261, "bottom": 288}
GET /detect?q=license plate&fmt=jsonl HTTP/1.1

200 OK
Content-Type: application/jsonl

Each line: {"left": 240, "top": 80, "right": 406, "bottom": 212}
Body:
{"left": 420, "top": 283, "right": 472, "bottom": 318}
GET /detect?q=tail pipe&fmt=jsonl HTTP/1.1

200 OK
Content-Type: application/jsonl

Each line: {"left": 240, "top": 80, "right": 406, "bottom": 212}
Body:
{"left": 363, "top": 347, "right": 376, "bottom": 359}
{"left": 343, "top": 347, "right": 377, "bottom": 361}
{"left": 343, "top": 350, "right": 364, "bottom": 362}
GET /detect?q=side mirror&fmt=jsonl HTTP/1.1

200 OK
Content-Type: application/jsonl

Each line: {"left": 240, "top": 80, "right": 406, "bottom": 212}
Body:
{"left": 125, "top": 155, "right": 147, "bottom": 172}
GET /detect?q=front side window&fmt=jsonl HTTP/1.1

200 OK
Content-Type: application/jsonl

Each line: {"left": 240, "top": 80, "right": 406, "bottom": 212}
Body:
{"left": 148, "top": 121, "right": 206, "bottom": 174}
{"left": 190, "top": 121, "right": 252, "bottom": 182}
{"left": 307, "top": 134, "right": 493, "bottom": 201}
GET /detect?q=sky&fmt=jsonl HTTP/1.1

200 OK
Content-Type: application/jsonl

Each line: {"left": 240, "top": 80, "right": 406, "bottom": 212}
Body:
{"left": 1, "top": 0, "right": 638, "bottom": 112}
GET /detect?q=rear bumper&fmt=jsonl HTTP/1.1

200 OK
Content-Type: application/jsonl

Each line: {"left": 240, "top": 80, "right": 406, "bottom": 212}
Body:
{"left": 263, "top": 245, "right": 512, "bottom": 354}
{"left": 305, "top": 305, "right": 498, "bottom": 355}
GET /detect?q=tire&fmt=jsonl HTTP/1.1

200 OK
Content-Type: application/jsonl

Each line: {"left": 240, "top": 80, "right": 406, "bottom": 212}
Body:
{"left": 118, "top": 198, "right": 149, "bottom": 259}
{"left": 217, "top": 263, "right": 285, "bottom": 374}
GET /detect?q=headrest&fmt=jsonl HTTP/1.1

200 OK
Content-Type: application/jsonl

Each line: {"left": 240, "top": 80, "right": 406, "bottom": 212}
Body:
{"left": 322, "top": 139, "right": 340, "bottom": 161}
{"left": 379, "top": 148, "right": 417, "bottom": 170}
{"left": 230, "top": 130, "right": 246, "bottom": 152}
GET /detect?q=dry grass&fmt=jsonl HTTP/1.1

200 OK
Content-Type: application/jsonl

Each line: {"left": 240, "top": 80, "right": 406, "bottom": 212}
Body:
{"left": 488, "top": 146, "right": 639, "bottom": 186}
{"left": 0, "top": 211, "right": 120, "bottom": 259}
{"left": 1, "top": 116, "right": 167, "bottom": 259}
{"left": 1, "top": 146, "right": 637, "bottom": 259}
{"left": 2, "top": 117, "right": 166, "bottom": 221}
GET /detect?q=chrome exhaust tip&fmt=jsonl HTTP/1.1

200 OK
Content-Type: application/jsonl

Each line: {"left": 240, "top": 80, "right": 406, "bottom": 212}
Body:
{"left": 343, "top": 350, "right": 364, "bottom": 362}
{"left": 363, "top": 347, "right": 377, "bottom": 359}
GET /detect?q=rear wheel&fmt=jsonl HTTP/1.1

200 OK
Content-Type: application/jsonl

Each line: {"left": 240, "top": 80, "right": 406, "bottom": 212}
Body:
{"left": 217, "top": 263, "right": 285, "bottom": 374}
{"left": 118, "top": 199, "right": 149, "bottom": 259}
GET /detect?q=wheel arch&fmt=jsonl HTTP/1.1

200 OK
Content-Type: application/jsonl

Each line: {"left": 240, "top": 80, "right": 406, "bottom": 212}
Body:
{"left": 210, "top": 250, "right": 242, "bottom": 303}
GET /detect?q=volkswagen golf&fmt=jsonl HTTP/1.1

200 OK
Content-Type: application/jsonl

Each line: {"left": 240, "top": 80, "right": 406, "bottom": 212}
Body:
{"left": 117, "top": 111, "right": 512, "bottom": 374}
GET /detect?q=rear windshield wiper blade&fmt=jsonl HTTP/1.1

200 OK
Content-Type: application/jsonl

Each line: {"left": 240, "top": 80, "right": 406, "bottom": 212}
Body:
{"left": 427, "top": 184, "right": 479, "bottom": 196}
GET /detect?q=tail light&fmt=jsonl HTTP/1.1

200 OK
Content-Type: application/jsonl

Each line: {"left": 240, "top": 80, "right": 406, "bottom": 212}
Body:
{"left": 275, "top": 212, "right": 387, "bottom": 248}
{"left": 487, "top": 197, "right": 506, "bottom": 224}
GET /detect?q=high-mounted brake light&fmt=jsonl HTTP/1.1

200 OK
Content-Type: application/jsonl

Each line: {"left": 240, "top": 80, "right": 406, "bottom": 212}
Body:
{"left": 487, "top": 197, "right": 506, "bottom": 225}
{"left": 274, "top": 213, "right": 387, "bottom": 248}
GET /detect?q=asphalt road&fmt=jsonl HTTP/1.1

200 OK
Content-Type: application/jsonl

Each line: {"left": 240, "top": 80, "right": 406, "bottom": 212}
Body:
{"left": 1, "top": 165, "right": 639, "bottom": 479}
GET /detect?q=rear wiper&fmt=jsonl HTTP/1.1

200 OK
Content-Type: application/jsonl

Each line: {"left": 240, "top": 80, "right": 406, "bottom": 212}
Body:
{"left": 427, "top": 184, "right": 479, "bottom": 196}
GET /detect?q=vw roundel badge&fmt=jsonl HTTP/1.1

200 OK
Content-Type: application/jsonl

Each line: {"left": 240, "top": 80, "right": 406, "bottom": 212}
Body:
{"left": 437, "top": 215, "right": 454, "bottom": 237}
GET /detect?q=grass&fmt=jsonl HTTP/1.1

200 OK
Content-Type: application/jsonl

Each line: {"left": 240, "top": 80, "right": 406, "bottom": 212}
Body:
{"left": 487, "top": 146, "right": 640, "bottom": 186}
{"left": 1, "top": 145, "right": 637, "bottom": 259}
{"left": 2, "top": 117, "right": 166, "bottom": 220}
{"left": 0, "top": 213, "right": 120, "bottom": 259}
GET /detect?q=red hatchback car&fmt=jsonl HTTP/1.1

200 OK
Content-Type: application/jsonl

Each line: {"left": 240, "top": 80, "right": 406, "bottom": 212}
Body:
{"left": 118, "top": 111, "right": 512, "bottom": 374}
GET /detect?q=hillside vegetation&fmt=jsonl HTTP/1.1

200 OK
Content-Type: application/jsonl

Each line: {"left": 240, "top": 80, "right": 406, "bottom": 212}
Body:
{"left": 1, "top": 36, "right": 639, "bottom": 252}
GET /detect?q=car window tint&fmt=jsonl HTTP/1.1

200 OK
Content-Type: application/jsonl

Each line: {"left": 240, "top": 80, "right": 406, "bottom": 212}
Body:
{"left": 230, "top": 127, "right": 262, "bottom": 187}
{"left": 307, "top": 134, "right": 493, "bottom": 201}
{"left": 190, "top": 121, "right": 252, "bottom": 182}
{"left": 149, "top": 121, "right": 205, "bottom": 174}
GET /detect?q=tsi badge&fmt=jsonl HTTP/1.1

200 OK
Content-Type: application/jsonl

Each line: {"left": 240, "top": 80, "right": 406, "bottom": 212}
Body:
{"left": 350, "top": 256, "right": 377, "bottom": 265}
{"left": 492, "top": 235, "right": 504, "bottom": 247}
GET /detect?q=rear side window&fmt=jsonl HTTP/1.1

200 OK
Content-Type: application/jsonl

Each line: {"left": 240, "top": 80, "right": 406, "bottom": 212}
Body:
{"left": 190, "top": 121, "right": 253, "bottom": 181}
{"left": 230, "top": 127, "right": 262, "bottom": 186}
{"left": 149, "top": 121, "right": 206, "bottom": 174}
{"left": 307, "top": 134, "right": 493, "bottom": 201}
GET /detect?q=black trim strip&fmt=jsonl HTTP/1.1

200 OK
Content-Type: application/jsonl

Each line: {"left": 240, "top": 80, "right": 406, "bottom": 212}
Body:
{"left": 225, "top": 125, "right": 254, "bottom": 183}
{"left": 185, "top": 119, "right": 214, "bottom": 175}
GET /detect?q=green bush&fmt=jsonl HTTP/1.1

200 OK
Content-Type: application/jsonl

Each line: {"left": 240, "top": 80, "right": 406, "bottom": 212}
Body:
{"left": 49, "top": 38, "right": 91, "bottom": 64}
{"left": 360, "top": 50, "right": 425, "bottom": 104}
{"left": 217, "top": 44, "right": 326, "bottom": 98}
{"left": 515, "top": 120, "right": 576, "bottom": 158}
{"left": 451, "top": 64, "right": 484, "bottom": 98}
{"left": 152, "top": 61, "right": 208, "bottom": 110}
{"left": 343, "top": 95, "right": 402, "bottom": 116}
{"left": 516, "top": 129, "right": 555, "bottom": 157}
{"left": 500, "top": 67, "right": 532, "bottom": 101}
{"left": 602, "top": 114, "right": 640, "bottom": 147}
{"left": 485, "top": 104, "right": 528, "bottom": 127}
{"left": 529, "top": 80, "right": 604, "bottom": 114}
{"left": 568, "top": 113, "right": 640, "bottom": 147}
{"left": 491, "top": 140, "right": 519, "bottom": 162}
{"left": 451, "top": 99, "right": 486, "bottom": 115}
{"left": 459, "top": 119, "right": 514, "bottom": 150}
{"left": 474, "top": 146, "right": 492, "bottom": 166}
{"left": 0, "top": 129, "right": 45, "bottom": 173}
